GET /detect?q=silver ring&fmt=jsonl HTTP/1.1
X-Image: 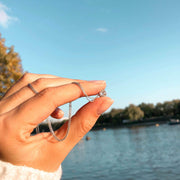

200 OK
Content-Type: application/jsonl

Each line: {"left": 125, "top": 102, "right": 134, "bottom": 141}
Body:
{"left": 28, "top": 83, "right": 38, "bottom": 94}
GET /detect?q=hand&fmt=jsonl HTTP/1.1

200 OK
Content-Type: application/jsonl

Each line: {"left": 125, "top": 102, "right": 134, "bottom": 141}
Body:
{"left": 0, "top": 73, "right": 113, "bottom": 172}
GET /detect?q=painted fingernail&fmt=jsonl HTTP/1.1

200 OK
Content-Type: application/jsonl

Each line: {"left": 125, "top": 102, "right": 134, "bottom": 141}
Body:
{"left": 89, "top": 80, "right": 106, "bottom": 84}
{"left": 97, "top": 98, "right": 114, "bottom": 115}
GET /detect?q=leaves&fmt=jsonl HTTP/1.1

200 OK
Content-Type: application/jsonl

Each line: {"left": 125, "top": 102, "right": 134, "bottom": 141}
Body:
{"left": 127, "top": 104, "right": 144, "bottom": 121}
{"left": 0, "top": 34, "right": 23, "bottom": 98}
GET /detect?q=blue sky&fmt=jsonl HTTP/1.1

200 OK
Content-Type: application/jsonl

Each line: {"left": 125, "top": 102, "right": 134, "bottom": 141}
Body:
{"left": 0, "top": 0, "right": 180, "bottom": 115}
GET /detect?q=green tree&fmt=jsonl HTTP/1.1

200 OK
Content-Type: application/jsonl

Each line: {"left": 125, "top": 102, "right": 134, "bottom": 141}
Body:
{"left": 163, "top": 101, "right": 174, "bottom": 116}
{"left": 139, "top": 103, "right": 154, "bottom": 118}
{"left": 0, "top": 34, "right": 23, "bottom": 98}
{"left": 109, "top": 108, "right": 123, "bottom": 118}
{"left": 172, "top": 100, "right": 180, "bottom": 116}
{"left": 154, "top": 102, "right": 164, "bottom": 117}
{"left": 126, "top": 104, "right": 144, "bottom": 121}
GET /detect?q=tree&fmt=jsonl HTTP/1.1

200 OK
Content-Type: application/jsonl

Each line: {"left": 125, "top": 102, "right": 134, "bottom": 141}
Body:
{"left": 139, "top": 103, "right": 154, "bottom": 118}
{"left": 154, "top": 102, "right": 164, "bottom": 117}
{"left": 109, "top": 108, "right": 124, "bottom": 118}
{"left": 172, "top": 100, "right": 180, "bottom": 116}
{"left": 126, "top": 104, "right": 144, "bottom": 121}
{"left": 163, "top": 101, "right": 174, "bottom": 116}
{"left": 0, "top": 34, "right": 23, "bottom": 98}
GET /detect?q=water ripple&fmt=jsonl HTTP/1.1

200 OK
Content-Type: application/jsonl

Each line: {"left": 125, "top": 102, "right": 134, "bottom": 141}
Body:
{"left": 62, "top": 124, "right": 180, "bottom": 180}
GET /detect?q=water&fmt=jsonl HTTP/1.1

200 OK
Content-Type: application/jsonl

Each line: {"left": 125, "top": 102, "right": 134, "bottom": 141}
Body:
{"left": 62, "top": 124, "right": 180, "bottom": 180}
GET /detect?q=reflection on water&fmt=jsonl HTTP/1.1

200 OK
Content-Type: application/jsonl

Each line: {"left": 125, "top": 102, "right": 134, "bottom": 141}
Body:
{"left": 62, "top": 124, "right": 180, "bottom": 180}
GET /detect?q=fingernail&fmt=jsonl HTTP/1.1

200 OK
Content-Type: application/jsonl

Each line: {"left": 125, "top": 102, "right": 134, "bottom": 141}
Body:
{"left": 58, "top": 110, "right": 64, "bottom": 116}
{"left": 89, "top": 80, "right": 106, "bottom": 84}
{"left": 97, "top": 98, "right": 114, "bottom": 115}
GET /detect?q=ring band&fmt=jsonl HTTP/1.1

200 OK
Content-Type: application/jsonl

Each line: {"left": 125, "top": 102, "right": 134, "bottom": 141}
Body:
{"left": 28, "top": 83, "right": 38, "bottom": 94}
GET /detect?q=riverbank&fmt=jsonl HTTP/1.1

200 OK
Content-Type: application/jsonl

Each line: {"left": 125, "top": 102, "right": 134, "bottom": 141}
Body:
{"left": 92, "top": 116, "right": 170, "bottom": 130}
{"left": 32, "top": 116, "right": 173, "bottom": 133}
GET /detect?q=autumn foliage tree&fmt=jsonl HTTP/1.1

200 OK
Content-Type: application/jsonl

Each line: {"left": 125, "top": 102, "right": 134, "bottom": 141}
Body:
{"left": 0, "top": 34, "right": 23, "bottom": 98}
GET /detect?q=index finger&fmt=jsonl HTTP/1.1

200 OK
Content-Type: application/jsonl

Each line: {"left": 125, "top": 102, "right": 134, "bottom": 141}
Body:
{"left": 13, "top": 81, "right": 106, "bottom": 132}
{"left": 0, "top": 77, "right": 84, "bottom": 114}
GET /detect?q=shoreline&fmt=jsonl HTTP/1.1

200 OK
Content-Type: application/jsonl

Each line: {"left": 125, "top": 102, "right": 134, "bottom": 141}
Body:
{"left": 32, "top": 116, "right": 172, "bottom": 133}
{"left": 93, "top": 116, "right": 170, "bottom": 130}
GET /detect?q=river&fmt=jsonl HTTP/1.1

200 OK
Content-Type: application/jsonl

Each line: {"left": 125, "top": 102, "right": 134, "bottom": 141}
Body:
{"left": 62, "top": 124, "right": 180, "bottom": 180}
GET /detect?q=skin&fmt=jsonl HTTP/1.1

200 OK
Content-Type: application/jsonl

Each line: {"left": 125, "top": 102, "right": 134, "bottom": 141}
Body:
{"left": 0, "top": 73, "right": 113, "bottom": 172}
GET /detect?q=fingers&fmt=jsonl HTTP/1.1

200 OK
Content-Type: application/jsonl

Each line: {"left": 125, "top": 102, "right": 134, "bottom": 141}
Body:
{"left": 2, "top": 72, "right": 59, "bottom": 99}
{"left": 51, "top": 108, "right": 64, "bottom": 119}
{"left": 51, "top": 97, "right": 113, "bottom": 161}
{"left": 0, "top": 77, "right": 84, "bottom": 114}
{"left": 12, "top": 81, "right": 106, "bottom": 131}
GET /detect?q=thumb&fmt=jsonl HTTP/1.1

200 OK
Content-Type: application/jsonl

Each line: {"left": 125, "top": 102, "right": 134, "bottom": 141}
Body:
{"left": 57, "top": 97, "right": 114, "bottom": 148}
